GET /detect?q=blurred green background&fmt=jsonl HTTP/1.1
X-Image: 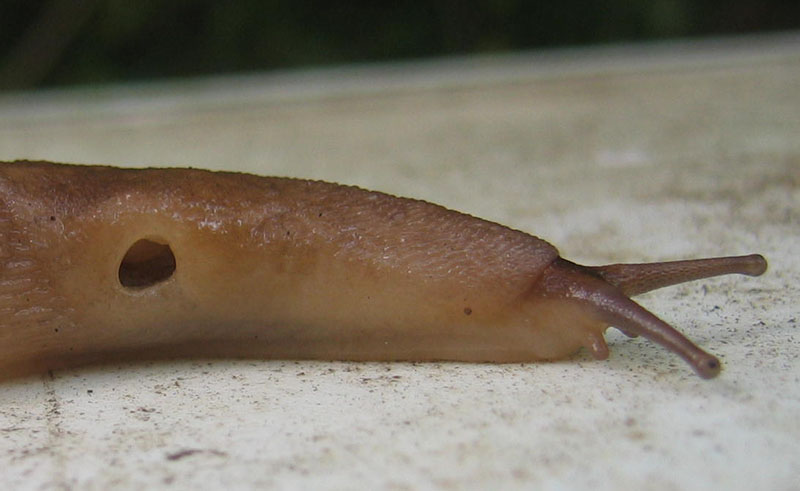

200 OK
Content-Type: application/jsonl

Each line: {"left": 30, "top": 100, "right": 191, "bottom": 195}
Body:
{"left": 1, "top": 0, "right": 798, "bottom": 91}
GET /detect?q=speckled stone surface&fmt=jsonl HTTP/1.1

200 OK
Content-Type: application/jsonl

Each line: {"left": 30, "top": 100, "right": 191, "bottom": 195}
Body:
{"left": 1, "top": 34, "right": 798, "bottom": 490}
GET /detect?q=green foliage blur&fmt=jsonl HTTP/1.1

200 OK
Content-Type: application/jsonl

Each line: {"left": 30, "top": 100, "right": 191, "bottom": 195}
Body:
{"left": 1, "top": 0, "right": 798, "bottom": 90}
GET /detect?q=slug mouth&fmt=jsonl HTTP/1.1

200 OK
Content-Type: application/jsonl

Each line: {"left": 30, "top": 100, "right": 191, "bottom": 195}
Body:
{"left": 118, "top": 238, "right": 176, "bottom": 288}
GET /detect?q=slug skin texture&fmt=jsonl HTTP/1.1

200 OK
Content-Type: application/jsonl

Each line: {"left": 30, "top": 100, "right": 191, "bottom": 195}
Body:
{"left": 0, "top": 161, "right": 767, "bottom": 379}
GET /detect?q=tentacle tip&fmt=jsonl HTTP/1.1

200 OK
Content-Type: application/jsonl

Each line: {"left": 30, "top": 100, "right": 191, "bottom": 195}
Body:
{"left": 744, "top": 254, "right": 768, "bottom": 277}
{"left": 692, "top": 354, "right": 722, "bottom": 379}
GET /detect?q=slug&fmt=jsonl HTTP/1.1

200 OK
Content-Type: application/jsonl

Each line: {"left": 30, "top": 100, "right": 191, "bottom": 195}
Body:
{"left": 0, "top": 160, "right": 767, "bottom": 380}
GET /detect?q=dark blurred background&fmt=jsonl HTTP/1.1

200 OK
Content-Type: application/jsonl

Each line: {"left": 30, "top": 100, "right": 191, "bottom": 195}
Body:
{"left": 1, "top": 0, "right": 799, "bottom": 91}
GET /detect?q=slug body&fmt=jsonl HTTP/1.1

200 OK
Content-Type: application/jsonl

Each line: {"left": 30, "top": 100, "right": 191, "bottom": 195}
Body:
{"left": 0, "top": 161, "right": 767, "bottom": 379}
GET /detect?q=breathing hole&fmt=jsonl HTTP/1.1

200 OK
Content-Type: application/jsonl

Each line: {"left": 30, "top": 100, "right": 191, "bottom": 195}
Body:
{"left": 118, "top": 239, "right": 176, "bottom": 288}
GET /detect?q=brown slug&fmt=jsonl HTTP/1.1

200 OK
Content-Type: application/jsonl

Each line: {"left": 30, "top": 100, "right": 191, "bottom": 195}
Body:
{"left": 0, "top": 161, "right": 767, "bottom": 379}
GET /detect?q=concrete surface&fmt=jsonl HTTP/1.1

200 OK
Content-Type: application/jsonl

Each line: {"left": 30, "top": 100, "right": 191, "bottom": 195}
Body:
{"left": 1, "top": 33, "right": 798, "bottom": 490}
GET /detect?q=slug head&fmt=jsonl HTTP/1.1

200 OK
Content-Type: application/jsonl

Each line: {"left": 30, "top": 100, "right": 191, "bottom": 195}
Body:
{"left": 538, "top": 254, "right": 767, "bottom": 378}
